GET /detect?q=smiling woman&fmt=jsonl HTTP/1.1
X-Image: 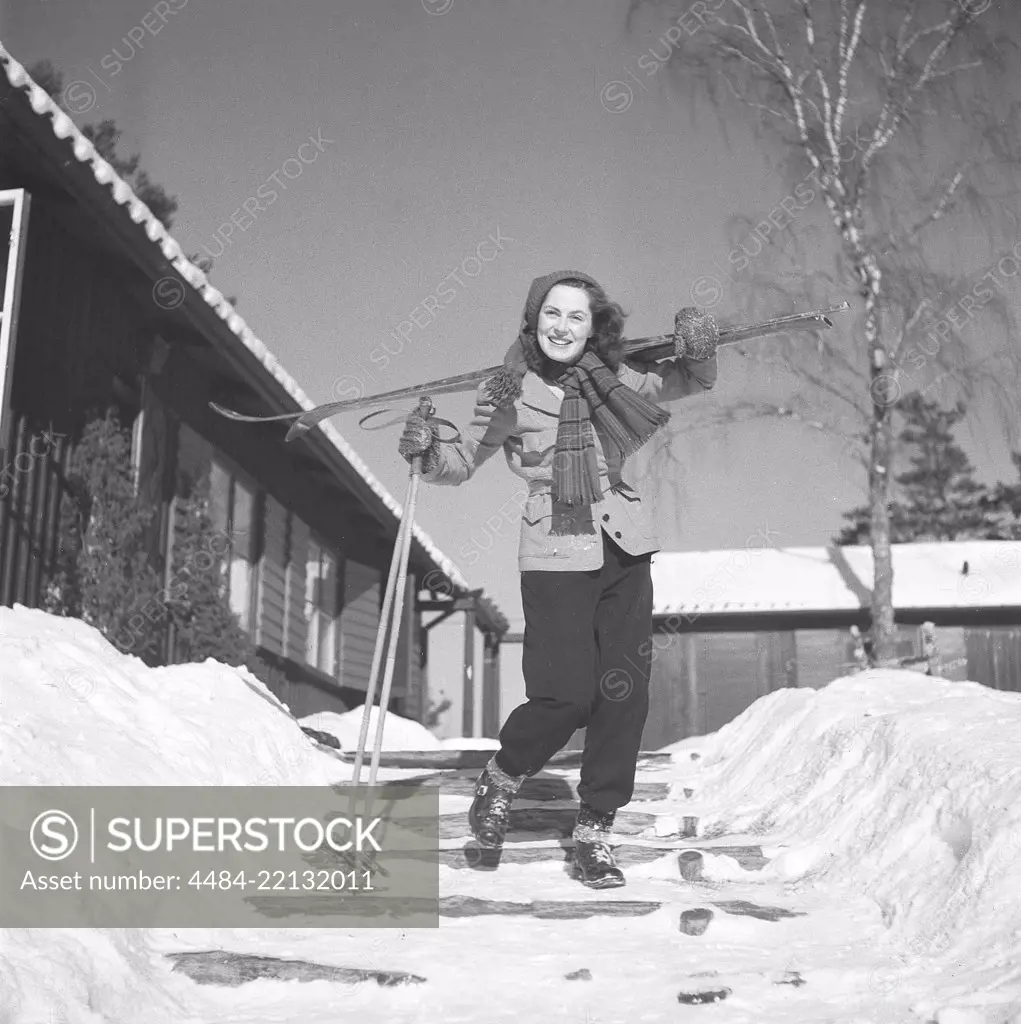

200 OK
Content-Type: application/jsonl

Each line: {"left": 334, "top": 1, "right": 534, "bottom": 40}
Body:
{"left": 536, "top": 283, "right": 593, "bottom": 365}
{"left": 398, "top": 269, "right": 721, "bottom": 890}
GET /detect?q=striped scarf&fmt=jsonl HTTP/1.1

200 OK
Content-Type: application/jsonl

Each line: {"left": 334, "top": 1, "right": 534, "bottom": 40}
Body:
{"left": 550, "top": 349, "right": 671, "bottom": 507}
{"left": 487, "top": 337, "right": 671, "bottom": 528}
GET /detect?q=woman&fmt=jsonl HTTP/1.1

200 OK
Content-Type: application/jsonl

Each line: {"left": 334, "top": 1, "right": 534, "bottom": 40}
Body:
{"left": 398, "top": 270, "right": 719, "bottom": 888}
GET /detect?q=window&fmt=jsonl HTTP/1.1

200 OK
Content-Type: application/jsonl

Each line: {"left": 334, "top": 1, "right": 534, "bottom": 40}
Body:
{"left": 304, "top": 539, "right": 340, "bottom": 675}
{"left": 209, "top": 461, "right": 259, "bottom": 633}
{"left": 130, "top": 406, "right": 145, "bottom": 496}
{"left": 228, "top": 479, "right": 257, "bottom": 631}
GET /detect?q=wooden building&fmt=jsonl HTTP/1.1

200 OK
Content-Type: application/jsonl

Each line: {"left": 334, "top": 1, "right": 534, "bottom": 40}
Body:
{"left": 636, "top": 541, "right": 1021, "bottom": 748}
{"left": 0, "top": 49, "right": 507, "bottom": 729}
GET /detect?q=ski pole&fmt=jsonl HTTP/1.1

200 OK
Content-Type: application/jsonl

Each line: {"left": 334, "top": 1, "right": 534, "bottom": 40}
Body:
{"left": 350, "top": 478, "right": 410, "bottom": 786}
{"left": 350, "top": 398, "right": 432, "bottom": 785}
{"left": 367, "top": 454, "right": 422, "bottom": 788}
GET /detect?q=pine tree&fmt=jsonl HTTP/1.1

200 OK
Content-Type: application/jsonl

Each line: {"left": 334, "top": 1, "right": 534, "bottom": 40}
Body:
{"left": 836, "top": 396, "right": 996, "bottom": 544}
{"left": 893, "top": 395, "right": 991, "bottom": 540}
{"left": 980, "top": 452, "right": 1021, "bottom": 540}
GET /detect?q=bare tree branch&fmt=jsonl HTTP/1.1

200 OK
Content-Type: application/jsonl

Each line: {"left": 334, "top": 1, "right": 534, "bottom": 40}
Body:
{"left": 891, "top": 298, "right": 933, "bottom": 364}
{"left": 905, "top": 168, "right": 966, "bottom": 240}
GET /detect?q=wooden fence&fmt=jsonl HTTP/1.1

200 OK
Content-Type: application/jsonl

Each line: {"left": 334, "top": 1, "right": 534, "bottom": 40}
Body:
{"left": 964, "top": 628, "right": 1021, "bottom": 693}
{"left": 558, "top": 622, "right": 1020, "bottom": 752}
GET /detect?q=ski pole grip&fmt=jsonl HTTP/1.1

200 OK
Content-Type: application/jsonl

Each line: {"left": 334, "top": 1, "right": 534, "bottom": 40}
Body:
{"left": 408, "top": 397, "right": 435, "bottom": 475}
{"left": 414, "top": 396, "right": 461, "bottom": 445}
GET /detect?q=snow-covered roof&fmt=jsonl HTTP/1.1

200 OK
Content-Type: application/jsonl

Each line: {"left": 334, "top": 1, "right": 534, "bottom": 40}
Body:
{"left": 651, "top": 541, "right": 1021, "bottom": 616}
{"left": 0, "top": 45, "right": 506, "bottom": 633}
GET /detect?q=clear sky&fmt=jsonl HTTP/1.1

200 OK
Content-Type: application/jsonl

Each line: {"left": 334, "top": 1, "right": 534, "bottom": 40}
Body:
{"left": 3, "top": 0, "right": 1017, "bottom": 728}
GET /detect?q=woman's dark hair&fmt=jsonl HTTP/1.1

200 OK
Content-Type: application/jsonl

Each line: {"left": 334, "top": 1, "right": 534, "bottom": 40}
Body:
{"left": 524, "top": 278, "right": 629, "bottom": 378}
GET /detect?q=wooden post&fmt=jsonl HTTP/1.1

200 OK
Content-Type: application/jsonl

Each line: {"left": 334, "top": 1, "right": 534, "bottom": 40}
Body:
{"left": 0, "top": 190, "right": 32, "bottom": 468}
{"left": 462, "top": 605, "right": 476, "bottom": 737}
{"left": 684, "top": 634, "right": 700, "bottom": 738}
{"left": 755, "top": 633, "right": 772, "bottom": 699}
{"left": 482, "top": 631, "right": 501, "bottom": 738}
{"left": 418, "top": 603, "right": 430, "bottom": 724}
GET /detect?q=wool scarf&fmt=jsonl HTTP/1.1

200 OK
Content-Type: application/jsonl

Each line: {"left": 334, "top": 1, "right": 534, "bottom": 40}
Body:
{"left": 485, "top": 334, "right": 671, "bottom": 517}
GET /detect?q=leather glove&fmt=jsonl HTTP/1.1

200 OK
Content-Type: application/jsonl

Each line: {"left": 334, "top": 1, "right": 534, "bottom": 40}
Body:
{"left": 398, "top": 411, "right": 440, "bottom": 469}
{"left": 673, "top": 307, "right": 720, "bottom": 360}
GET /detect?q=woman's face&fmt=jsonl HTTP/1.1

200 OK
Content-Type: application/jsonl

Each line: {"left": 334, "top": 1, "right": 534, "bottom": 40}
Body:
{"left": 536, "top": 284, "right": 593, "bottom": 365}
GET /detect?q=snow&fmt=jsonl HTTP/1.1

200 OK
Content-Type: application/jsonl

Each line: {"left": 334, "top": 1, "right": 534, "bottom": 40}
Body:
{"left": 2, "top": 603, "right": 1020, "bottom": 1024}
{"left": 650, "top": 540, "right": 1021, "bottom": 614}
{"left": 299, "top": 706, "right": 443, "bottom": 752}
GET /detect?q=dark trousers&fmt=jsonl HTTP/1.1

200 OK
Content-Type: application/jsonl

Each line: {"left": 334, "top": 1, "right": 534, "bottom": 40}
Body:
{"left": 495, "top": 531, "right": 653, "bottom": 813}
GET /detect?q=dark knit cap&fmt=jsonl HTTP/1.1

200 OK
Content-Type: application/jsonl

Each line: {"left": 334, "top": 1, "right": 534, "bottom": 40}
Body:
{"left": 520, "top": 270, "right": 603, "bottom": 334}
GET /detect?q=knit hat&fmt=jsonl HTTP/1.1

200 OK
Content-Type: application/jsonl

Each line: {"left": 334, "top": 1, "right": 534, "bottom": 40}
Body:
{"left": 519, "top": 269, "right": 603, "bottom": 336}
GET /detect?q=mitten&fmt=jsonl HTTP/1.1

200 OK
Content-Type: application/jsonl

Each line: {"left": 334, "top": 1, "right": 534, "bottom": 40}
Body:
{"left": 397, "top": 412, "right": 440, "bottom": 471}
{"left": 673, "top": 307, "right": 720, "bottom": 361}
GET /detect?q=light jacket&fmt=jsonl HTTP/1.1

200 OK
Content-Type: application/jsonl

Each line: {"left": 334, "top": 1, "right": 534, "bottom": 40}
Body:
{"left": 421, "top": 354, "right": 718, "bottom": 572}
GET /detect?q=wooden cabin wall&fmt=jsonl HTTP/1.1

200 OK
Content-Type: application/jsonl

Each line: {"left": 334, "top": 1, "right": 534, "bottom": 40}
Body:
{"left": 149, "top": 335, "right": 433, "bottom": 713}
{"left": 258, "top": 495, "right": 288, "bottom": 657}
{"left": 338, "top": 559, "right": 383, "bottom": 691}
{"left": 0, "top": 191, "right": 430, "bottom": 720}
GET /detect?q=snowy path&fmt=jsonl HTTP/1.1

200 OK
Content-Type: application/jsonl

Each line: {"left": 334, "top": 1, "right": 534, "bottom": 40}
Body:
{"left": 147, "top": 764, "right": 927, "bottom": 1024}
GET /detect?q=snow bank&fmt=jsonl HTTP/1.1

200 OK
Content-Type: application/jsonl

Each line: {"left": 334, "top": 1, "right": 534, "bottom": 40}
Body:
{"left": 675, "top": 669, "right": 1021, "bottom": 984}
{"left": 299, "top": 706, "right": 442, "bottom": 751}
{"left": 0, "top": 605, "right": 352, "bottom": 1023}
{"left": 0, "top": 928, "right": 204, "bottom": 1024}
{"left": 0, "top": 606, "right": 347, "bottom": 788}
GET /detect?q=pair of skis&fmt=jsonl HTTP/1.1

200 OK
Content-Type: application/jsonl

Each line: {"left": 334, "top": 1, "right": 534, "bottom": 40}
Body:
{"left": 209, "top": 304, "right": 850, "bottom": 442}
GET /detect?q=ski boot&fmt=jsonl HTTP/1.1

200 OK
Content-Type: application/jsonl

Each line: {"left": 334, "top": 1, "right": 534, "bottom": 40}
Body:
{"left": 571, "top": 802, "right": 625, "bottom": 889}
{"left": 468, "top": 756, "right": 523, "bottom": 849}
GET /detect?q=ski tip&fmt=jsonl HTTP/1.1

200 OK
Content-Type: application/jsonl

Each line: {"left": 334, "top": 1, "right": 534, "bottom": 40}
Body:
{"left": 285, "top": 419, "right": 312, "bottom": 442}
{"left": 208, "top": 402, "right": 249, "bottom": 421}
{"left": 209, "top": 402, "right": 304, "bottom": 425}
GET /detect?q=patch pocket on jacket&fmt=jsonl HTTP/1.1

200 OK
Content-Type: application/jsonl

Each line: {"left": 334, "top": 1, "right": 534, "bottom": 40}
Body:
{"left": 618, "top": 494, "right": 656, "bottom": 540}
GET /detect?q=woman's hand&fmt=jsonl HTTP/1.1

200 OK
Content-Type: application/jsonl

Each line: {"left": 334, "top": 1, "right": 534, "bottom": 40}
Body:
{"left": 398, "top": 410, "right": 440, "bottom": 467}
{"left": 673, "top": 307, "right": 720, "bottom": 361}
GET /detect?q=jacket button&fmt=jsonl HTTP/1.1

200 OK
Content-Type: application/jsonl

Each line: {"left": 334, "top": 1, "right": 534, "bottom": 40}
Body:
{"left": 602, "top": 513, "right": 610, "bottom": 522}
{"left": 614, "top": 531, "right": 622, "bottom": 539}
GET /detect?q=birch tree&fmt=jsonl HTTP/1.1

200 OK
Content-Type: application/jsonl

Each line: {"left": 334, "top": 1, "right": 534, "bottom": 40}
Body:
{"left": 629, "top": 0, "right": 1021, "bottom": 662}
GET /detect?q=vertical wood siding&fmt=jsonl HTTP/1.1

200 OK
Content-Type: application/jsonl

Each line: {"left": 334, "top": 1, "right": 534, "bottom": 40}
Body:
{"left": 0, "top": 415, "right": 69, "bottom": 608}
{"left": 283, "top": 515, "right": 309, "bottom": 663}
{"left": 338, "top": 559, "right": 381, "bottom": 692}
{"left": 257, "top": 496, "right": 288, "bottom": 655}
{"left": 965, "top": 628, "right": 1021, "bottom": 692}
